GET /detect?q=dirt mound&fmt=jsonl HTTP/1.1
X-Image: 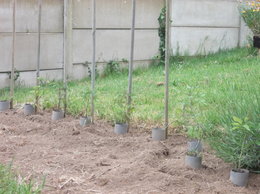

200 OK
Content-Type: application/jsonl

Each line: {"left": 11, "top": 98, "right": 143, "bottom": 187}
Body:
{"left": 0, "top": 110, "right": 259, "bottom": 194}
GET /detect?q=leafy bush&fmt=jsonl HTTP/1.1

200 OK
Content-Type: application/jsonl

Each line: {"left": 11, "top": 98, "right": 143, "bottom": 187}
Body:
{"left": 209, "top": 117, "right": 260, "bottom": 171}
{"left": 104, "top": 60, "right": 120, "bottom": 76}
{"left": 239, "top": 0, "right": 260, "bottom": 35}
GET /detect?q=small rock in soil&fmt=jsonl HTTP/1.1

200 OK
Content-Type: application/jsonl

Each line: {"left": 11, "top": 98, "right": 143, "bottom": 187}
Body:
{"left": 72, "top": 131, "right": 80, "bottom": 136}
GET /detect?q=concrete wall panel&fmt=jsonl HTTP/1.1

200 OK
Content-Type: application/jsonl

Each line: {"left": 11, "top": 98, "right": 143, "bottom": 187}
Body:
{"left": 73, "top": 29, "right": 159, "bottom": 64}
{"left": 171, "top": 0, "right": 240, "bottom": 27}
{"left": 0, "top": 33, "right": 12, "bottom": 71}
{"left": 0, "top": 0, "right": 15, "bottom": 32}
{"left": 0, "top": 0, "right": 63, "bottom": 33}
{"left": 0, "top": 33, "right": 63, "bottom": 72}
{"left": 171, "top": 27, "right": 239, "bottom": 55}
{"left": 73, "top": 0, "right": 164, "bottom": 29}
{"left": 240, "top": 20, "right": 253, "bottom": 47}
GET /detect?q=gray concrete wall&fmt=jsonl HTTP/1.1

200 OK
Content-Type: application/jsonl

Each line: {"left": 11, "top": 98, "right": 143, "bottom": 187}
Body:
{"left": 0, "top": 0, "right": 164, "bottom": 87}
{"left": 0, "top": 0, "right": 64, "bottom": 87}
{"left": 0, "top": 0, "right": 252, "bottom": 88}
{"left": 170, "top": 0, "right": 251, "bottom": 56}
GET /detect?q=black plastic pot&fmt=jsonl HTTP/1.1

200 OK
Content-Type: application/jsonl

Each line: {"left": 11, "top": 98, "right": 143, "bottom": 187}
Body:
{"left": 114, "top": 123, "right": 128, "bottom": 134}
{"left": 185, "top": 154, "right": 202, "bottom": 169}
{"left": 24, "top": 104, "right": 35, "bottom": 116}
{"left": 253, "top": 36, "right": 260, "bottom": 49}
{"left": 230, "top": 169, "right": 249, "bottom": 187}
{"left": 152, "top": 127, "right": 166, "bottom": 141}
{"left": 51, "top": 109, "right": 64, "bottom": 121}
{"left": 0, "top": 100, "right": 10, "bottom": 112}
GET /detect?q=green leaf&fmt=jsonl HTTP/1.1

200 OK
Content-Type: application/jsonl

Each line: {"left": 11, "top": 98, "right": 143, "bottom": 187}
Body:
{"left": 233, "top": 116, "right": 242, "bottom": 124}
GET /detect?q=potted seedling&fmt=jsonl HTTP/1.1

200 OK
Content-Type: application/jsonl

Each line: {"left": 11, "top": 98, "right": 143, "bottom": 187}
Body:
{"left": 50, "top": 82, "right": 64, "bottom": 121}
{"left": 210, "top": 117, "right": 258, "bottom": 187}
{"left": 79, "top": 89, "right": 91, "bottom": 127}
{"left": 185, "top": 150, "right": 202, "bottom": 169}
{"left": 0, "top": 88, "right": 10, "bottom": 112}
{"left": 229, "top": 117, "right": 253, "bottom": 187}
{"left": 24, "top": 78, "right": 47, "bottom": 115}
{"left": 187, "top": 125, "right": 203, "bottom": 153}
{"left": 113, "top": 94, "right": 130, "bottom": 135}
{"left": 23, "top": 86, "right": 38, "bottom": 116}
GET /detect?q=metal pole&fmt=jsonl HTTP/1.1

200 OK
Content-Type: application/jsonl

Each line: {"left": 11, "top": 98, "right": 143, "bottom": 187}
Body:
{"left": 63, "top": 0, "right": 68, "bottom": 116}
{"left": 127, "top": 0, "right": 136, "bottom": 129}
{"left": 164, "top": 0, "right": 170, "bottom": 138}
{"left": 10, "top": 0, "right": 16, "bottom": 109}
{"left": 91, "top": 0, "right": 96, "bottom": 123}
{"left": 36, "top": 0, "right": 42, "bottom": 112}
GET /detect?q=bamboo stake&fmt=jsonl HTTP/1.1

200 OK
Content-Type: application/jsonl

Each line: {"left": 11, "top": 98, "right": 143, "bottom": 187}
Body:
{"left": 63, "top": 0, "right": 68, "bottom": 116}
{"left": 164, "top": 0, "right": 170, "bottom": 138}
{"left": 127, "top": 0, "right": 136, "bottom": 129}
{"left": 91, "top": 0, "right": 96, "bottom": 123}
{"left": 35, "top": 0, "right": 42, "bottom": 113}
{"left": 10, "top": 0, "right": 16, "bottom": 109}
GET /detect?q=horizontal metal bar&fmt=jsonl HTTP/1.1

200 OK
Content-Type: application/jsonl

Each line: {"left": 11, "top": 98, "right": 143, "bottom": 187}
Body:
{"left": 171, "top": 25, "right": 240, "bottom": 29}
{"left": 0, "top": 68, "right": 63, "bottom": 74}
{"left": 73, "top": 27, "right": 158, "bottom": 31}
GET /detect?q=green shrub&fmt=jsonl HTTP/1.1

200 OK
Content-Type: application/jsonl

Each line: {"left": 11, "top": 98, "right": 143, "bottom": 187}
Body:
{"left": 209, "top": 117, "right": 260, "bottom": 171}
{"left": 239, "top": 0, "right": 260, "bottom": 35}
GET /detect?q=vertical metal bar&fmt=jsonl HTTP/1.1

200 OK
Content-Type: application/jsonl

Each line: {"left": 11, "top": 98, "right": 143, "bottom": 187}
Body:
{"left": 91, "top": 0, "right": 96, "bottom": 123}
{"left": 10, "top": 0, "right": 16, "bottom": 109}
{"left": 164, "top": 0, "right": 170, "bottom": 138}
{"left": 35, "top": 0, "right": 42, "bottom": 113}
{"left": 127, "top": 0, "right": 136, "bottom": 129}
{"left": 63, "top": 0, "right": 68, "bottom": 116}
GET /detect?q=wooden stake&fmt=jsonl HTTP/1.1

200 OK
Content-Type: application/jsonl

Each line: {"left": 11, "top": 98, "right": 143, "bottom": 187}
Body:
{"left": 164, "top": 0, "right": 170, "bottom": 138}
{"left": 127, "top": 0, "right": 136, "bottom": 129}
{"left": 91, "top": 0, "right": 96, "bottom": 123}
{"left": 63, "top": 0, "right": 68, "bottom": 116}
{"left": 10, "top": 0, "right": 16, "bottom": 109}
{"left": 35, "top": 0, "right": 42, "bottom": 113}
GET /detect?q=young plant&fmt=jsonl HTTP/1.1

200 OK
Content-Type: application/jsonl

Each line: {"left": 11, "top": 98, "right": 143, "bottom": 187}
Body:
{"left": 29, "top": 78, "right": 46, "bottom": 111}
{"left": 48, "top": 81, "right": 64, "bottom": 111}
{"left": 0, "top": 88, "right": 8, "bottom": 101}
{"left": 104, "top": 60, "right": 120, "bottom": 77}
{"left": 81, "top": 89, "right": 91, "bottom": 117}
{"left": 186, "top": 150, "right": 201, "bottom": 157}
{"left": 210, "top": 116, "right": 260, "bottom": 171}
{"left": 187, "top": 125, "right": 204, "bottom": 141}
{"left": 112, "top": 94, "right": 132, "bottom": 124}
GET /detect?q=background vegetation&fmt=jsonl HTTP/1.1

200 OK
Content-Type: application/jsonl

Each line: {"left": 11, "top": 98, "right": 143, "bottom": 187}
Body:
{"left": 1, "top": 48, "right": 259, "bottom": 171}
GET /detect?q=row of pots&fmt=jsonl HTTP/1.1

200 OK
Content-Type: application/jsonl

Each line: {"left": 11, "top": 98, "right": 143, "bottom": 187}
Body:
{"left": 1, "top": 101, "right": 250, "bottom": 187}
{"left": 184, "top": 140, "right": 249, "bottom": 187}
{"left": 0, "top": 101, "right": 91, "bottom": 125}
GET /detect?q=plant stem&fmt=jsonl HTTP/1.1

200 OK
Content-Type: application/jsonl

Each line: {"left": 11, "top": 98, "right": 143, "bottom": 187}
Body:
{"left": 238, "top": 135, "right": 247, "bottom": 169}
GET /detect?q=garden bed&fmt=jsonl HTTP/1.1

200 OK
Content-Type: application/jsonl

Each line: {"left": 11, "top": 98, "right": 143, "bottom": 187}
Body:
{"left": 0, "top": 109, "right": 259, "bottom": 194}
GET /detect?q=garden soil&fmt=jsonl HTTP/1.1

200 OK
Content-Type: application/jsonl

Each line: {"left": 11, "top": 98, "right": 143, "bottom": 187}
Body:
{"left": 0, "top": 109, "right": 259, "bottom": 194}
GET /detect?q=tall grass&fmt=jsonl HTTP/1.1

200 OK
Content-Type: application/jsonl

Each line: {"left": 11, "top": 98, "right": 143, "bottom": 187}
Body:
{"left": 0, "top": 164, "right": 44, "bottom": 194}
{"left": 0, "top": 48, "right": 259, "bottom": 133}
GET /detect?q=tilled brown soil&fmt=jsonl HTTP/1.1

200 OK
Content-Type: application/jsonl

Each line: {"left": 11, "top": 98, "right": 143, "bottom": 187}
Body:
{"left": 0, "top": 109, "right": 259, "bottom": 194}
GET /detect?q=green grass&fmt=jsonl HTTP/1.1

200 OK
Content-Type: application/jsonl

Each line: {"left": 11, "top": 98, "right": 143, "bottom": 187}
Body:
{"left": 1, "top": 48, "right": 260, "bottom": 134}
{"left": 0, "top": 164, "right": 43, "bottom": 194}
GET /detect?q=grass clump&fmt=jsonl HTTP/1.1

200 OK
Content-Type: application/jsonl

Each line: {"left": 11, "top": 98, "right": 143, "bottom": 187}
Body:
{"left": 0, "top": 164, "right": 44, "bottom": 194}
